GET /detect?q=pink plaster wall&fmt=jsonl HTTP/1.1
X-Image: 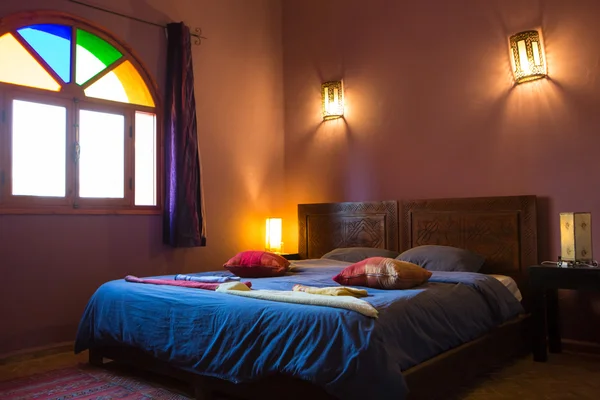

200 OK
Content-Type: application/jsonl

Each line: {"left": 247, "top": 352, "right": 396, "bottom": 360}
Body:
{"left": 0, "top": 0, "right": 284, "bottom": 355}
{"left": 4, "top": 0, "right": 600, "bottom": 356}
{"left": 282, "top": 0, "right": 600, "bottom": 344}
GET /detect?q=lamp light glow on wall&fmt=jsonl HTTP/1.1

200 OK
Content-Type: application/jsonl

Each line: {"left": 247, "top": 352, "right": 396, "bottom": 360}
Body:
{"left": 265, "top": 217, "right": 283, "bottom": 253}
{"left": 321, "top": 80, "right": 344, "bottom": 120}
{"left": 509, "top": 30, "right": 547, "bottom": 84}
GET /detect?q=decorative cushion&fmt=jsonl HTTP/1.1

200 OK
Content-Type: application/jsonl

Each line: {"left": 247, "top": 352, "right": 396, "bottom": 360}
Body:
{"left": 321, "top": 247, "right": 400, "bottom": 263}
{"left": 396, "top": 245, "right": 485, "bottom": 272}
{"left": 332, "top": 257, "right": 432, "bottom": 290}
{"left": 223, "top": 250, "right": 290, "bottom": 278}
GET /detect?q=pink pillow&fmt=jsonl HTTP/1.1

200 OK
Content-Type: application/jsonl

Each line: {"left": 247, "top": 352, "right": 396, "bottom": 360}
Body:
{"left": 223, "top": 250, "right": 290, "bottom": 278}
{"left": 332, "top": 257, "right": 432, "bottom": 289}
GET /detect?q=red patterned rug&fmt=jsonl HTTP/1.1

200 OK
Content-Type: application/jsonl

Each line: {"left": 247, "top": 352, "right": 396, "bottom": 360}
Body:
{"left": 0, "top": 364, "right": 193, "bottom": 399}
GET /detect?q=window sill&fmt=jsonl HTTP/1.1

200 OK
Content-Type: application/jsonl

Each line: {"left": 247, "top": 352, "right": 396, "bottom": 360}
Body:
{"left": 0, "top": 207, "right": 162, "bottom": 215}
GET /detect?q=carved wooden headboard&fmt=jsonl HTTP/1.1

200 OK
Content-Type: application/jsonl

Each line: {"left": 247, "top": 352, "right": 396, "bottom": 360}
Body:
{"left": 298, "top": 195, "right": 538, "bottom": 289}
{"left": 298, "top": 201, "right": 399, "bottom": 260}
{"left": 297, "top": 195, "right": 537, "bottom": 308}
{"left": 400, "top": 195, "right": 538, "bottom": 290}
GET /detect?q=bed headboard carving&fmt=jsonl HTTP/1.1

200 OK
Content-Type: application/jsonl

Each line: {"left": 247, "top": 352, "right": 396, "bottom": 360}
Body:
{"left": 298, "top": 201, "right": 399, "bottom": 260}
{"left": 298, "top": 195, "right": 537, "bottom": 307}
{"left": 401, "top": 195, "right": 538, "bottom": 282}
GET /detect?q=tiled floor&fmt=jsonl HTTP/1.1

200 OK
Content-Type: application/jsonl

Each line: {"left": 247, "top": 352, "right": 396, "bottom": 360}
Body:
{"left": 455, "top": 352, "right": 600, "bottom": 400}
{"left": 0, "top": 347, "right": 88, "bottom": 381}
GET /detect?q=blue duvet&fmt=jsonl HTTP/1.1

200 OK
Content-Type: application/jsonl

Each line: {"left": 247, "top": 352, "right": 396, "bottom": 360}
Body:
{"left": 74, "top": 259, "right": 523, "bottom": 400}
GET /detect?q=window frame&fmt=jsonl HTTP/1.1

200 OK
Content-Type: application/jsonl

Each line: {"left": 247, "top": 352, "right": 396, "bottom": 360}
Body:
{"left": 0, "top": 11, "right": 162, "bottom": 215}
{"left": 3, "top": 89, "right": 75, "bottom": 208}
{"left": 75, "top": 100, "right": 132, "bottom": 210}
{"left": 0, "top": 92, "right": 5, "bottom": 205}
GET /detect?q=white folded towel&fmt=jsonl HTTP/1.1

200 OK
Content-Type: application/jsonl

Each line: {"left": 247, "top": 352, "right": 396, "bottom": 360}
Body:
{"left": 216, "top": 282, "right": 378, "bottom": 318}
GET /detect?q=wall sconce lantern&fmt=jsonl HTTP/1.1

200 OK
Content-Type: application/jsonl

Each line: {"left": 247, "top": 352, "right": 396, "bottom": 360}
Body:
{"left": 321, "top": 80, "right": 344, "bottom": 120}
{"left": 509, "top": 30, "right": 547, "bottom": 84}
{"left": 265, "top": 217, "right": 283, "bottom": 254}
{"left": 559, "top": 212, "right": 593, "bottom": 266}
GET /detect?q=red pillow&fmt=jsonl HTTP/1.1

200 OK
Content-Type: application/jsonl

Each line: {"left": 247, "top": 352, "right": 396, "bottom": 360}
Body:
{"left": 223, "top": 250, "right": 290, "bottom": 278}
{"left": 332, "top": 257, "right": 432, "bottom": 289}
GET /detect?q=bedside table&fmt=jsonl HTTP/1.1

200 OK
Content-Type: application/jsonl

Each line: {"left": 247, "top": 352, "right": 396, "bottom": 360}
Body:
{"left": 281, "top": 253, "right": 301, "bottom": 261}
{"left": 529, "top": 265, "right": 600, "bottom": 362}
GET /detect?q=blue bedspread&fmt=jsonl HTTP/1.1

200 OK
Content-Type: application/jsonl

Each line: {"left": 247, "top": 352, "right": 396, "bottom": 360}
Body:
{"left": 74, "top": 259, "right": 523, "bottom": 400}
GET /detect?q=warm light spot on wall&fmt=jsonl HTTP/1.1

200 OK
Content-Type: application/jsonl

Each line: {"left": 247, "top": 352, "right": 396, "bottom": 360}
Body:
{"left": 509, "top": 30, "right": 547, "bottom": 84}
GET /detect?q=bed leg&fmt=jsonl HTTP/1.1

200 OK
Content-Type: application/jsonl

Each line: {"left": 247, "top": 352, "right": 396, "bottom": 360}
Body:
{"left": 192, "top": 377, "right": 217, "bottom": 400}
{"left": 88, "top": 348, "right": 104, "bottom": 367}
{"left": 193, "top": 382, "right": 214, "bottom": 400}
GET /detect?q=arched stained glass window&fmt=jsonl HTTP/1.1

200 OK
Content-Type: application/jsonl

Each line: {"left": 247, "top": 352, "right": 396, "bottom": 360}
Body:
{"left": 0, "top": 12, "right": 160, "bottom": 214}
{"left": 0, "top": 22, "right": 154, "bottom": 107}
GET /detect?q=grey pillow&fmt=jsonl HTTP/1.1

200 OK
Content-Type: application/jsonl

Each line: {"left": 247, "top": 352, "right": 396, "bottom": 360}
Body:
{"left": 396, "top": 245, "right": 485, "bottom": 272}
{"left": 321, "top": 247, "right": 400, "bottom": 263}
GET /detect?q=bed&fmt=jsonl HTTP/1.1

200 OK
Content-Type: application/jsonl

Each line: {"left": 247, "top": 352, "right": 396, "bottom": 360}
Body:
{"left": 75, "top": 195, "right": 537, "bottom": 400}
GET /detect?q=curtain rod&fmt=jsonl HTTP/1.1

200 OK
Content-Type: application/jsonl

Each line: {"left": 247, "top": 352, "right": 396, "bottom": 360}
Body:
{"left": 67, "top": 0, "right": 206, "bottom": 45}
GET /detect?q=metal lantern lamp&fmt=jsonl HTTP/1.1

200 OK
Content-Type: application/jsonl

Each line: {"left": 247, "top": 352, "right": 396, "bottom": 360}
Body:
{"left": 321, "top": 80, "right": 344, "bottom": 120}
{"left": 509, "top": 30, "right": 547, "bottom": 84}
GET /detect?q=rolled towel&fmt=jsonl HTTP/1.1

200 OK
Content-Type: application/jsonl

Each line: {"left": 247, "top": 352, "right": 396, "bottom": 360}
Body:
{"left": 174, "top": 274, "right": 240, "bottom": 283}
{"left": 125, "top": 275, "right": 251, "bottom": 290}
{"left": 292, "top": 284, "right": 368, "bottom": 298}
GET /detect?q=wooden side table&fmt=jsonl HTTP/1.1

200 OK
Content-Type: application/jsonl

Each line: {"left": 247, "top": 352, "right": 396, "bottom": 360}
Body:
{"left": 281, "top": 253, "right": 301, "bottom": 261}
{"left": 529, "top": 265, "right": 600, "bottom": 362}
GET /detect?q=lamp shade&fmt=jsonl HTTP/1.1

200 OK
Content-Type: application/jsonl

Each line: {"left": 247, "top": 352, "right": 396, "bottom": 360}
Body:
{"left": 265, "top": 217, "right": 283, "bottom": 253}
{"left": 509, "top": 30, "right": 547, "bottom": 84}
{"left": 321, "top": 80, "right": 344, "bottom": 120}
{"left": 560, "top": 212, "right": 593, "bottom": 263}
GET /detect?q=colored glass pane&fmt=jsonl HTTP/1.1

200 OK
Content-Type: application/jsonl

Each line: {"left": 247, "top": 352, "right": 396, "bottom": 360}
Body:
{"left": 76, "top": 28, "right": 122, "bottom": 85}
{"left": 0, "top": 33, "right": 61, "bottom": 91}
{"left": 17, "top": 24, "right": 72, "bottom": 83}
{"left": 85, "top": 60, "right": 155, "bottom": 107}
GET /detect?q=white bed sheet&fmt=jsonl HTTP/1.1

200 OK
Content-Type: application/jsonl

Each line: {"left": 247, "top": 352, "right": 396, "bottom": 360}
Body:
{"left": 488, "top": 274, "right": 522, "bottom": 302}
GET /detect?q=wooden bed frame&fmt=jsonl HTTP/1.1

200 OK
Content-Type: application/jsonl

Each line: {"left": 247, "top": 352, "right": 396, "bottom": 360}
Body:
{"left": 89, "top": 195, "right": 538, "bottom": 400}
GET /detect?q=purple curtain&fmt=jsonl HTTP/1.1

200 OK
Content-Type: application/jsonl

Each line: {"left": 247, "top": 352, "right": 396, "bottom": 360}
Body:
{"left": 163, "top": 22, "right": 206, "bottom": 247}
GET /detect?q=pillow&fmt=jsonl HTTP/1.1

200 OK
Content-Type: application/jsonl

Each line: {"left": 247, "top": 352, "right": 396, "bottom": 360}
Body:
{"left": 223, "top": 250, "right": 290, "bottom": 278}
{"left": 332, "top": 257, "right": 432, "bottom": 289}
{"left": 321, "top": 247, "right": 400, "bottom": 263}
{"left": 396, "top": 245, "right": 485, "bottom": 273}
